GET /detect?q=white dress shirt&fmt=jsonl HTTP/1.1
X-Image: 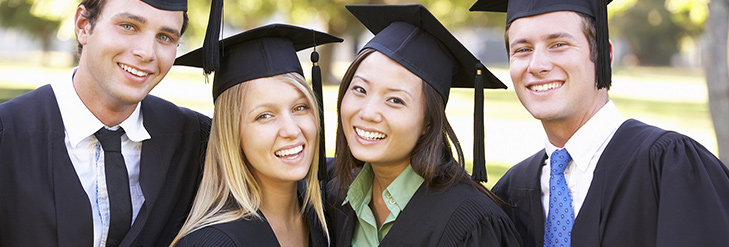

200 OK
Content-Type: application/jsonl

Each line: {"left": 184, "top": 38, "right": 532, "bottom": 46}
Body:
{"left": 540, "top": 100, "right": 624, "bottom": 218}
{"left": 51, "top": 69, "right": 150, "bottom": 247}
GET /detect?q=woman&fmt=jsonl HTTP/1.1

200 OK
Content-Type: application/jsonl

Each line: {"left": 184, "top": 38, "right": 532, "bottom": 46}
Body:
{"left": 328, "top": 5, "right": 520, "bottom": 246}
{"left": 170, "top": 24, "right": 342, "bottom": 246}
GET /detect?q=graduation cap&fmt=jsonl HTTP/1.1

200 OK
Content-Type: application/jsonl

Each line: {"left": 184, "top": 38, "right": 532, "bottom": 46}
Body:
{"left": 347, "top": 4, "right": 505, "bottom": 183}
{"left": 470, "top": 0, "right": 613, "bottom": 89}
{"left": 141, "top": 0, "right": 187, "bottom": 11}
{"left": 174, "top": 23, "right": 343, "bottom": 189}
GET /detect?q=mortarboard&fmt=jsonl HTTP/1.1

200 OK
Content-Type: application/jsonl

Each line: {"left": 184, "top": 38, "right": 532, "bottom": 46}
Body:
{"left": 470, "top": 0, "right": 613, "bottom": 89}
{"left": 141, "top": 0, "right": 187, "bottom": 11}
{"left": 174, "top": 23, "right": 343, "bottom": 188}
{"left": 347, "top": 4, "right": 505, "bottom": 183}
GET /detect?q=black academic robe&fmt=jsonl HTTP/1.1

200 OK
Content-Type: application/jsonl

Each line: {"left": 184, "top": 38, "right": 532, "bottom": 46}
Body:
{"left": 0, "top": 85, "right": 211, "bottom": 246}
{"left": 493, "top": 119, "right": 729, "bottom": 247}
{"left": 176, "top": 208, "right": 328, "bottom": 247}
{"left": 327, "top": 180, "right": 520, "bottom": 247}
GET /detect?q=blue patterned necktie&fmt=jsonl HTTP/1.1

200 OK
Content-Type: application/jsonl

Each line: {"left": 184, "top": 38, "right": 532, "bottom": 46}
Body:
{"left": 545, "top": 148, "right": 574, "bottom": 247}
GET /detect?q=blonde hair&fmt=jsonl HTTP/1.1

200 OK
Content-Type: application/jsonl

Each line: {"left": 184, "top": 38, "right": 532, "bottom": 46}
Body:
{"left": 171, "top": 72, "right": 328, "bottom": 245}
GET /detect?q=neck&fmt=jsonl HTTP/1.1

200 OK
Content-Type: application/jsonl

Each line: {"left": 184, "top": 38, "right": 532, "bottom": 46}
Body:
{"left": 72, "top": 66, "right": 137, "bottom": 126}
{"left": 370, "top": 161, "right": 409, "bottom": 190}
{"left": 542, "top": 96, "right": 609, "bottom": 148}
{"left": 259, "top": 179, "right": 300, "bottom": 221}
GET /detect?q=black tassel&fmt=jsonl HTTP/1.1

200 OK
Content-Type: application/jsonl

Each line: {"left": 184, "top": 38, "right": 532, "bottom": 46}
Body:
{"left": 311, "top": 46, "right": 328, "bottom": 200}
{"left": 202, "top": 0, "right": 223, "bottom": 76}
{"left": 595, "top": 0, "right": 612, "bottom": 90}
{"left": 472, "top": 62, "right": 487, "bottom": 183}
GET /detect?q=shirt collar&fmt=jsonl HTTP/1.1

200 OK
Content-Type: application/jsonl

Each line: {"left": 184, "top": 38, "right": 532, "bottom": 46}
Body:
{"left": 344, "top": 162, "right": 424, "bottom": 213}
{"left": 53, "top": 68, "right": 150, "bottom": 147}
{"left": 545, "top": 100, "right": 624, "bottom": 171}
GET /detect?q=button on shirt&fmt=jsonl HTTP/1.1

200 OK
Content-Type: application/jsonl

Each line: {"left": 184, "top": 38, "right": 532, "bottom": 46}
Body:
{"left": 540, "top": 100, "right": 624, "bottom": 217}
{"left": 52, "top": 69, "right": 149, "bottom": 247}
{"left": 345, "top": 163, "right": 424, "bottom": 247}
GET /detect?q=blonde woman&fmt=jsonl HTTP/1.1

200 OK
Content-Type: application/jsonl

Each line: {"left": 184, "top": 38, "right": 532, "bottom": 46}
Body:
{"left": 170, "top": 24, "right": 342, "bottom": 246}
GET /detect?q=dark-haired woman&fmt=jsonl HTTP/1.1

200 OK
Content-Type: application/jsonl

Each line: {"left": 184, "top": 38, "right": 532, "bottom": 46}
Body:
{"left": 327, "top": 4, "right": 520, "bottom": 247}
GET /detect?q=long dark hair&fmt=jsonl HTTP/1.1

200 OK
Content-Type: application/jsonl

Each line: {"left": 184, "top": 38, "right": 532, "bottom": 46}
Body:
{"left": 332, "top": 48, "right": 506, "bottom": 207}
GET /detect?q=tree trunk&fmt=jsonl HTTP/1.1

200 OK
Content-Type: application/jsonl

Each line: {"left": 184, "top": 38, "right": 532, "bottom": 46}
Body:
{"left": 703, "top": 0, "right": 729, "bottom": 165}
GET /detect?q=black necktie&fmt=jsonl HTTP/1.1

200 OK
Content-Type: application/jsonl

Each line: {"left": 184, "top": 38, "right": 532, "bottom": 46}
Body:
{"left": 94, "top": 128, "right": 132, "bottom": 247}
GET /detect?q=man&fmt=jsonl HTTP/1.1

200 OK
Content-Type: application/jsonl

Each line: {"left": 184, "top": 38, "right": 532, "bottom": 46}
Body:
{"left": 0, "top": 0, "right": 211, "bottom": 246}
{"left": 471, "top": 0, "right": 729, "bottom": 246}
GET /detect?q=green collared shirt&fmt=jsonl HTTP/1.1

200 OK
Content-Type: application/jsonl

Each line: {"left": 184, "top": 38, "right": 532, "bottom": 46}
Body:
{"left": 344, "top": 163, "right": 425, "bottom": 247}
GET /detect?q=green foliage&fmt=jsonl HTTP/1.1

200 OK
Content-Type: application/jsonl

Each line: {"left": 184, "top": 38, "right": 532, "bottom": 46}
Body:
{"left": 609, "top": 0, "right": 707, "bottom": 66}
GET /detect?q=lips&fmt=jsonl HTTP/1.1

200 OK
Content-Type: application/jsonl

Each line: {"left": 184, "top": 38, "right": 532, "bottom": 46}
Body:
{"left": 119, "top": 63, "right": 150, "bottom": 77}
{"left": 355, "top": 127, "right": 386, "bottom": 141}
{"left": 528, "top": 81, "right": 563, "bottom": 92}
{"left": 274, "top": 145, "right": 303, "bottom": 158}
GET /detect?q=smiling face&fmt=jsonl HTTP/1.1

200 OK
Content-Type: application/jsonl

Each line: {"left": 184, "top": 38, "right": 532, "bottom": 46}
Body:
{"left": 239, "top": 76, "right": 317, "bottom": 185}
{"left": 340, "top": 51, "right": 426, "bottom": 168}
{"left": 74, "top": 0, "right": 183, "bottom": 111}
{"left": 507, "top": 11, "right": 608, "bottom": 131}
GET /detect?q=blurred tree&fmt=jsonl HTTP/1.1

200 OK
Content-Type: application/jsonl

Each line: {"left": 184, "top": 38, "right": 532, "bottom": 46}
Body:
{"left": 0, "top": 0, "right": 66, "bottom": 66}
{"left": 609, "top": 0, "right": 707, "bottom": 66}
{"left": 702, "top": 0, "right": 729, "bottom": 166}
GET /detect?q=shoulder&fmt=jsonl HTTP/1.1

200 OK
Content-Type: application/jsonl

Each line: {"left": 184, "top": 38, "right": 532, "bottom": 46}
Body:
{"left": 437, "top": 183, "right": 519, "bottom": 246}
{"left": 140, "top": 95, "right": 211, "bottom": 133}
{"left": 176, "top": 226, "right": 237, "bottom": 247}
{"left": 177, "top": 218, "right": 274, "bottom": 247}
{"left": 0, "top": 85, "right": 60, "bottom": 133}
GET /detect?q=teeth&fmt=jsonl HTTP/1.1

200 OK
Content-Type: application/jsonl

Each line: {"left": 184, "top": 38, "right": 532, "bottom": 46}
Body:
{"left": 529, "top": 82, "right": 562, "bottom": 92}
{"left": 119, "top": 63, "right": 149, "bottom": 77}
{"left": 355, "top": 128, "right": 386, "bottom": 141}
{"left": 275, "top": 145, "right": 303, "bottom": 157}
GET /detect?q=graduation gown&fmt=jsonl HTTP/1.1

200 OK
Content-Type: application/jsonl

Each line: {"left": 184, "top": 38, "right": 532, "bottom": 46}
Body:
{"left": 328, "top": 180, "right": 520, "bottom": 247}
{"left": 493, "top": 119, "right": 729, "bottom": 247}
{"left": 0, "top": 85, "right": 211, "bottom": 246}
{"left": 176, "top": 209, "right": 328, "bottom": 247}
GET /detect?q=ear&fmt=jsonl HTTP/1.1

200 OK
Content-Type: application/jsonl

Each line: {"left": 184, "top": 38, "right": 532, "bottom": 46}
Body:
{"left": 608, "top": 39, "right": 614, "bottom": 67}
{"left": 75, "top": 5, "right": 91, "bottom": 46}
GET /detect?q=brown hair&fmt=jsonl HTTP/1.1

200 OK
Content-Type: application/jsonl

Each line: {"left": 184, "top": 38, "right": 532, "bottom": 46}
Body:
{"left": 76, "top": 0, "right": 189, "bottom": 54}
{"left": 332, "top": 48, "right": 507, "bottom": 207}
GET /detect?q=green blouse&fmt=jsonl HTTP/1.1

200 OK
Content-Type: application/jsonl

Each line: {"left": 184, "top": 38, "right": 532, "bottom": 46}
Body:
{"left": 344, "top": 163, "right": 425, "bottom": 247}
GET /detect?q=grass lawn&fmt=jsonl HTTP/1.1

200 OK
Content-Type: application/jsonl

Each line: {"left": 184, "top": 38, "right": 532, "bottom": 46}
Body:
{"left": 0, "top": 62, "right": 715, "bottom": 188}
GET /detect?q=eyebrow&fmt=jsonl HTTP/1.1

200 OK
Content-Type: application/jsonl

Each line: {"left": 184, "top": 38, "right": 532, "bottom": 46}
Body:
{"left": 352, "top": 75, "right": 414, "bottom": 99}
{"left": 509, "top": 32, "right": 576, "bottom": 48}
{"left": 246, "top": 94, "right": 307, "bottom": 117}
{"left": 114, "top": 12, "right": 181, "bottom": 39}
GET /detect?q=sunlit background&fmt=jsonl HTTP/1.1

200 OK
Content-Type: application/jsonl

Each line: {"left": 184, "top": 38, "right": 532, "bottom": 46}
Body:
{"left": 0, "top": 0, "right": 722, "bottom": 188}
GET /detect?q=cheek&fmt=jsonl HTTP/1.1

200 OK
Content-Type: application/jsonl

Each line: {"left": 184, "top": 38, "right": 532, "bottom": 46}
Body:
{"left": 339, "top": 95, "right": 357, "bottom": 125}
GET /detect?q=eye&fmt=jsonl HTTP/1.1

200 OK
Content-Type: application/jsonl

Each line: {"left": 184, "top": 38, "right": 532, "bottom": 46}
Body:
{"left": 351, "top": 85, "right": 366, "bottom": 95}
{"left": 513, "top": 47, "right": 531, "bottom": 54}
{"left": 120, "top": 23, "right": 135, "bottom": 31}
{"left": 254, "top": 113, "right": 273, "bottom": 121}
{"left": 293, "top": 104, "right": 310, "bottom": 113}
{"left": 386, "top": 97, "right": 405, "bottom": 106}
{"left": 552, "top": 42, "right": 568, "bottom": 49}
{"left": 158, "top": 34, "right": 171, "bottom": 42}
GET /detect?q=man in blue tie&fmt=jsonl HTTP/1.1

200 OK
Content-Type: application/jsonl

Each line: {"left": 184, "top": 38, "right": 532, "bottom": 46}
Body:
{"left": 471, "top": 0, "right": 729, "bottom": 246}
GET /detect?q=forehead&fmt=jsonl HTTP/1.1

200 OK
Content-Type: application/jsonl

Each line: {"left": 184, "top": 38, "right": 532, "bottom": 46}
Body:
{"left": 99, "top": 0, "right": 184, "bottom": 28}
{"left": 241, "top": 77, "right": 304, "bottom": 106}
{"left": 508, "top": 11, "right": 585, "bottom": 40}
{"left": 355, "top": 52, "right": 423, "bottom": 92}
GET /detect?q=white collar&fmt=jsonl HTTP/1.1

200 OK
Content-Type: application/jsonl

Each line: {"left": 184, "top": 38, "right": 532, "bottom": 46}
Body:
{"left": 545, "top": 100, "right": 624, "bottom": 171}
{"left": 52, "top": 68, "right": 150, "bottom": 147}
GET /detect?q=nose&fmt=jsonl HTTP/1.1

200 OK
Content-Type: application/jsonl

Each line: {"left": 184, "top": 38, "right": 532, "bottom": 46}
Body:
{"left": 279, "top": 113, "right": 303, "bottom": 139}
{"left": 527, "top": 47, "right": 552, "bottom": 76}
{"left": 357, "top": 98, "right": 382, "bottom": 123}
{"left": 132, "top": 34, "right": 157, "bottom": 62}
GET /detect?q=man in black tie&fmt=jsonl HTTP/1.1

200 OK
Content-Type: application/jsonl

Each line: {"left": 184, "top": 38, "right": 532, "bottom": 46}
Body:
{"left": 0, "top": 0, "right": 211, "bottom": 246}
{"left": 471, "top": 0, "right": 729, "bottom": 246}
